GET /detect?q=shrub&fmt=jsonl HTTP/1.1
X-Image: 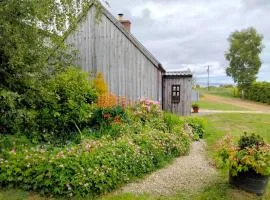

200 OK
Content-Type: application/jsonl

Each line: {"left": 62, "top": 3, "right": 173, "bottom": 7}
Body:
{"left": 216, "top": 133, "right": 270, "bottom": 176}
{"left": 0, "top": 129, "right": 190, "bottom": 197}
{"left": 192, "top": 103, "right": 199, "bottom": 109}
{"left": 185, "top": 117, "right": 206, "bottom": 140}
{"left": 132, "top": 99, "right": 162, "bottom": 122}
{"left": 245, "top": 82, "right": 270, "bottom": 104}
{"left": 163, "top": 112, "right": 185, "bottom": 134}
{"left": 0, "top": 90, "right": 39, "bottom": 136}
{"left": 90, "top": 106, "right": 127, "bottom": 130}
{"left": 97, "top": 94, "right": 118, "bottom": 108}
{"left": 93, "top": 72, "right": 108, "bottom": 95}
{"left": 0, "top": 67, "right": 98, "bottom": 143}
{"left": 0, "top": 135, "right": 33, "bottom": 157}
{"left": 36, "top": 67, "right": 98, "bottom": 142}
{"left": 238, "top": 132, "right": 264, "bottom": 149}
{"left": 232, "top": 87, "right": 240, "bottom": 97}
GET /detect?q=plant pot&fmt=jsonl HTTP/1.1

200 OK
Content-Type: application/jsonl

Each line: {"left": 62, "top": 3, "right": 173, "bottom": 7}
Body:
{"left": 192, "top": 107, "right": 199, "bottom": 113}
{"left": 229, "top": 169, "right": 269, "bottom": 195}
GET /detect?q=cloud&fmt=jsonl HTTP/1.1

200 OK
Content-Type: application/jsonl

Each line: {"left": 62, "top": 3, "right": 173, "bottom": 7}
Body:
{"left": 102, "top": 0, "right": 270, "bottom": 84}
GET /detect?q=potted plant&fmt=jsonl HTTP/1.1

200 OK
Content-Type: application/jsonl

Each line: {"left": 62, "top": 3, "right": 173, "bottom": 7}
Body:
{"left": 192, "top": 103, "right": 199, "bottom": 113}
{"left": 217, "top": 133, "right": 270, "bottom": 195}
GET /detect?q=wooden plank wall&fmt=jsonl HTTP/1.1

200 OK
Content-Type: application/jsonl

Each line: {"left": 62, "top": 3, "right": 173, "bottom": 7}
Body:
{"left": 162, "top": 77, "right": 192, "bottom": 116}
{"left": 65, "top": 7, "right": 162, "bottom": 102}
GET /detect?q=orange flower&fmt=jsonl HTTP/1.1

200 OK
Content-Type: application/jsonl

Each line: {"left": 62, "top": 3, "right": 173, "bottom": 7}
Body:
{"left": 103, "top": 113, "right": 111, "bottom": 119}
{"left": 114, "top": 116, "right": 121, "bottom": 123}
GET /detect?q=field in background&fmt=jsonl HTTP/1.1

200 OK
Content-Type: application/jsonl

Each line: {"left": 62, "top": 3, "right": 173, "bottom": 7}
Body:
{"left": 197, "top": 86, "right": 237, "bottom": 98}
{"left": 194, "top": 86, "right": 243, "bottom": 111}
{"left": 197, "top": 99, "right": 246, "bottom": 111}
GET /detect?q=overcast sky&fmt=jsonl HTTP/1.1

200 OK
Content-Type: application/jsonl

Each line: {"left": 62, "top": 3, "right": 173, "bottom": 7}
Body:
{"left": 101, "top": 0, "right": 269, "bottom": 85}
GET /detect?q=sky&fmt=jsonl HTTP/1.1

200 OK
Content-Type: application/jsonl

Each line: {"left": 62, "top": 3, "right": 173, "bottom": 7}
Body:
{"left": 101, "top": 0, "right": 270, "bottom": 86}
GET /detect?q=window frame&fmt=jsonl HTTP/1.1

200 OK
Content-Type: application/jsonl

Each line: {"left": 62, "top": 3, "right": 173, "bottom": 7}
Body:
{"left": 171, "top": 84, "right": 181, "bottom": 103}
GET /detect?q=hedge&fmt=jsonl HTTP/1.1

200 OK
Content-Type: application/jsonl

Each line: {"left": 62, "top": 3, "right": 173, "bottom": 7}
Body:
{"left": 246, "top": 82, "right": 270, "bottom": 104}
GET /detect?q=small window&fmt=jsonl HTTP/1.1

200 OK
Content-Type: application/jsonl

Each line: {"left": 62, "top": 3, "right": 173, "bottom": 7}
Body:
{"left": 171, "top": 84, "right": 180, "bottom": 103}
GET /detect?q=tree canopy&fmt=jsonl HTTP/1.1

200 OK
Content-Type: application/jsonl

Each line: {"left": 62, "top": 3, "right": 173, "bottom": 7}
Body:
{"left": 0, "top": 0, "right": 101, "bottom": 136}
{"left": 0, "top": 0, "right": 101, "bottom": 93}
{"left": 225, "top": 27, "right": 264, "bottom": 94}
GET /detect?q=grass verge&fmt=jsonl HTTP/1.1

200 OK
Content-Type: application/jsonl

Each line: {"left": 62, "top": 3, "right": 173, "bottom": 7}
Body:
{"left": 197, "top": 87, "right": 237, "bottom": 98}
{"left": 203, "top": 113, "right": 270, "bottom": 199}
{"left": 196, "top": 99, "right": 246, "bottom": 111}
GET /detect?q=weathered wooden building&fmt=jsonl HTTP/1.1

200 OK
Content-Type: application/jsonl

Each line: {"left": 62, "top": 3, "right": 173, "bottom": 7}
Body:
{"left": 66, "top": 4, "right": 165, "bottom": 103}
{"left": 66, "top": 3, "right": 192, "bottom": 115}
{"left": 162, "top": 71, "right": 193, "bottom": 115}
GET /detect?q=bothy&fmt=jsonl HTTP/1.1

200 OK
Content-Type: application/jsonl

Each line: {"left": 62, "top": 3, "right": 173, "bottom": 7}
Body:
{"left": 162, "top": 71, "right": 193, "bottom": 116}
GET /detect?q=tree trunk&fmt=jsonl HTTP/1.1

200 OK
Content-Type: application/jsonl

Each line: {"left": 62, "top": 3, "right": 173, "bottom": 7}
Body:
{"left": 241, "top": 89, "right": 245, "bottom": 99}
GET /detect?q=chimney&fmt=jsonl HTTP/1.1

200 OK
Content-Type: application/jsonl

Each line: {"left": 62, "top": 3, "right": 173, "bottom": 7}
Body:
{"left": 117, "top": 13, "right": 131, "bottom": 32}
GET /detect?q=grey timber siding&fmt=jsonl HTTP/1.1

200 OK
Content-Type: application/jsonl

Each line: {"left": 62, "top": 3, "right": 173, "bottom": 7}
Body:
{"left": 66, "top": 7, "right": 162, "bottom": 102}
{"left": 162, "top": 76, "right": 192, "bottom": 116}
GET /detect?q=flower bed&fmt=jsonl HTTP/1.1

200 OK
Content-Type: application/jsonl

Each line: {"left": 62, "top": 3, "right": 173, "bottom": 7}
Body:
{"left": 0, "top": 127, "right": 190, "bottom": 197}
{"left": 0, "top": 97, "right": 206, "bottom": 197}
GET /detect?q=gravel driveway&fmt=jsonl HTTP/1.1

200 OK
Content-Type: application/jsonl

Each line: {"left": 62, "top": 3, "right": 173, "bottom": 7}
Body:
{"left": 118, "top": 141, "right": 218, "bottom": 196}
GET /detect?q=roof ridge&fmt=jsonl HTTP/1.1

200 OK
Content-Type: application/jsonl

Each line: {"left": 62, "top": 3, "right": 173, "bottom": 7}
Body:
{"left": 100, "top": 2, "right": 165, "bottom": 72}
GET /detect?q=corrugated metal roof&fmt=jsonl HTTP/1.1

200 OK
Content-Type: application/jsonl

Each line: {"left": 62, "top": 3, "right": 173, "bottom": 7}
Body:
{"left": 164, "top": 70, "right": 193, "bottom": 76}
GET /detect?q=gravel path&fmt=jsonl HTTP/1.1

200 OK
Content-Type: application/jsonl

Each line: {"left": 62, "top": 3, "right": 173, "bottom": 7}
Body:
{"left": 118, "top": 141, "right": 218, "bottom": 196}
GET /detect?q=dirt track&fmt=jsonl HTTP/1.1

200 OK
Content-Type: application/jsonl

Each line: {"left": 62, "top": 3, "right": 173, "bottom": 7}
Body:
{"left": 202, "top": 94, "right": 270, "bottom": 113}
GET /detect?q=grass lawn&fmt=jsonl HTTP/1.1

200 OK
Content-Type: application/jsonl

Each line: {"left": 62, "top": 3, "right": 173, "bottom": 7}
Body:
{"left": 204, "top": 113, "right": 270, "bottom": 147}
{"left": 1, "top": 113, "right": 270, "bottom": 200}
{"left": 197, "top": 87, "right": 237, "bottom": 98}
{"left": 196, "top": 99, "right": 246, "bottom": 111}
{"left": 203, "top": 113, "right": 270, "bottom": 200}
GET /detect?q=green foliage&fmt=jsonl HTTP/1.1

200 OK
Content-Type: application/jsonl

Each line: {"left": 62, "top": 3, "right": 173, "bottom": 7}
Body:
{"left": 0, "top": 135, "right": 33, "bottom": 157}
{"left": 1, "top": 67, "right": 98, "bottom": 143}
{"left": 232, "top": 87, "right": 239, "bottom": 97}
{"left": 225, "top": 27, "right": 264, "bottom": 94}
{"left": 0, "top": 128, "right": 190, "bottom": 197}
{"left": 246, "top": 82, "right": 270, "bottom": 104}
{"left": 90, "top": 106, "right": 127, "bottom": 129}
{"left": 132, "top": 99, "right": 162, "bottom": 123}
{"left": 216, "top": 133, "right": 270, "bottom": 176}
{"left": 0, "top": 89, "right": 40, "bottom": 135}
{"left": 0, "top": 98, "right": 199, "bottom": 198}
{"left": 238, "top": 133, "right": 265, "bottom": 149}
{"left": 197, "top": 86, "right": 237, "bottom": 98}
{"left": 185, "top": 117, "right": 207, "bottom": 140}
{"left": 163, "top": 112, "right": 185, "bottom": 134}
{"left": 36, "top": 67, "right": 98, "bottom": 142}
{"left": 0, "top": 0, "right": 96, "bottom": 94}
{"left": 192, "top": 103, "right": 199, "bottom": 108}
{"left": 0, "top": 0, "right": 101, "bottom": 136}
